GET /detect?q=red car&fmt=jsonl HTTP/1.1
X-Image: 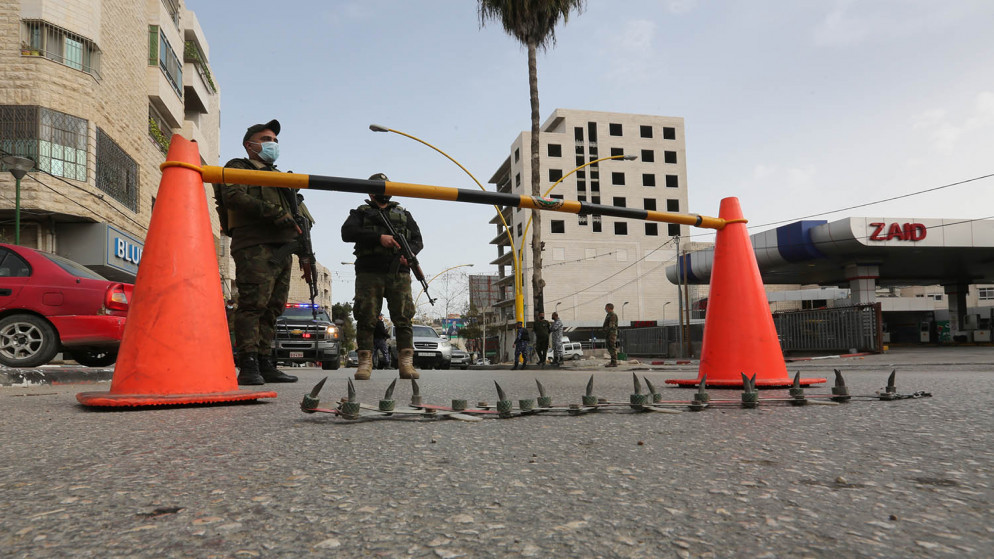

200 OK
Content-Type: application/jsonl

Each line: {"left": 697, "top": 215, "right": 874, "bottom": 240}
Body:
{"left": 0, "top": 243, "right": 133, "bottom": 368}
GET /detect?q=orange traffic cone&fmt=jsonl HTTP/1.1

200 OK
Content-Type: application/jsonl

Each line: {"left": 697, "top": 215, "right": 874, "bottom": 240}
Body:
{"left": 667, "top": 197, "right": 825, "bottom": 388}
{"left": 77, "top": 135, "right": 276, "bottom": 406}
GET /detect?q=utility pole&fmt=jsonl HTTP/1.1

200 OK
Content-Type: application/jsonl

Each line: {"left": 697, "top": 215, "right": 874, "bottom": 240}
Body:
{"left": 674, "top": 235, "right": 683, "bottom": 358}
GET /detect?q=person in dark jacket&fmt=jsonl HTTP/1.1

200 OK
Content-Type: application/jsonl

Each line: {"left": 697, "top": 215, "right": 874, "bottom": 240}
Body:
{"left": 373, "top": 313, "right": 390, "bottom": 369}
{"left": 341, "top": 174, "right": 424, "bottom": 380}
{"left": 533, "top": 312, "right": 550, "bottom": 368}
{"left": 220, "top": 119, "right": 311, "bottom": 385}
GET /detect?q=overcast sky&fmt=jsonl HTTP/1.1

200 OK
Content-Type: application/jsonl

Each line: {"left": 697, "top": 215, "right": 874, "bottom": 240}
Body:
{"left": 190, "top": 0, "right": 994, "bottom": 313}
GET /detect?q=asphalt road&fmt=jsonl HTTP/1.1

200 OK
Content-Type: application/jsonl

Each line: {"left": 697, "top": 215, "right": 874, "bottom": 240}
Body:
{"left": 2, "top": 347, "right": 992, "bottom": 558}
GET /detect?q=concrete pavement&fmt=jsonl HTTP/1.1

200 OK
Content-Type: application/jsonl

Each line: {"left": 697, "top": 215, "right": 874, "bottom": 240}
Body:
{"left": 1, "top": 347, "right": 992, "bottom": 558}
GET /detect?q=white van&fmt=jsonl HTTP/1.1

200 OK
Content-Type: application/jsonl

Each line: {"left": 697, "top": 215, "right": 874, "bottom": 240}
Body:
{"left": 559, "top": 337, "right": 583, "bottom": 361}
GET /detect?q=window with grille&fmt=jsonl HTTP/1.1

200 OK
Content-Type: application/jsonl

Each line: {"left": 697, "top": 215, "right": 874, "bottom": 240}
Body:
{"left": 96, "top": 128, "right": 139, "bottom": 211}
{"left": 979, "top": 287, "right": 994, "bottom": 300}
{"left": 0, "top": 105, "right": 87, "bottom": 182}
{"left": 592, "top": 215, "right": 602, "bottom": 233}
{"left": 22, "top": 20, "right": 102, "bottom": 80}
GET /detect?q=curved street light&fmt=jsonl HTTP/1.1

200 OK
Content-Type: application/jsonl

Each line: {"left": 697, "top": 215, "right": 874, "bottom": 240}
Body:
{"left": 517, "top": 154, "right": 637, "bottom": 308}
{"left": 371, "top": 124, "right": 525, "bottom": 324}
{"left": 622, "top": 301, "right": 630, "bottom": 324}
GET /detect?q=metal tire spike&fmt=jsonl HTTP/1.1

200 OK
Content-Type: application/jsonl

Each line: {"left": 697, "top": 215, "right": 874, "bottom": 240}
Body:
{"left": 347, "top": 378, "right": 357, "bottom": 402}
{"left": 384, "top": 379, "right": 397, "bottom": 400}
{"left": 789, "top": 371, "right": 807, "bottom": 404}
{"left": 831, "top": 369, "right": 851, "bottom": 402}
{"left": 495, "top": 381, "right": 507, "bottom": 402}
{"left": 880, "top": 369, "right": 898, "bottom": 400}
{"left": 632, "top": 373, "right": 642, "bottom": 395}
{"left": 536, "top": 379, "right": 553, "bottom": 408}
{"left": 301, "top": 377, "right": 328, "bottom": 413}
{"left": 582, "top": 375, "right": 598, "bottom": 407}
{"left": 741, "top": 372, "right": 759, "bottom": 408}
{"left": 410, "top": 377, "right": 422, "bottom": 406}
{"left": 645, "top": 376, "right": 662, "bottom": 403}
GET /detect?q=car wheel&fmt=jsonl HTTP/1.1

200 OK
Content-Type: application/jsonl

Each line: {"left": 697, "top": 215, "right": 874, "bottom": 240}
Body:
{"left": 572, "top": 354, "right": 581, "bottom": 360}
{"left": 70, "top": 348, "right": 118, "bottom": 368}
{"left": 460, "top": 365, "right": 468, "bottom": 370}
{"left": 322, "top": 360, "right": 340, "bottom": 370}
{"left": 0, "top": 314, "right": 59, "bottom": 368}
{"left": 439, "top": 359, "right": 451, "bottom": 370}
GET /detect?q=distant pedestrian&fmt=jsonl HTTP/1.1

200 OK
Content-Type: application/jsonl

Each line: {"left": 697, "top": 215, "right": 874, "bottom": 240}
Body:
{"left": 603, "top": 303, "right": 619, "bottom": 367}
{"left": 550, "top": 312, "right": 564, "bottom": 366}
{"left": 533, "top": 312, "right": 550, "bottom": 368}
{"left": 511, "top": 321, "right": 529, "bottom": 370}
{"left": 373, "top": 313, "right": 390, "bottom": 369}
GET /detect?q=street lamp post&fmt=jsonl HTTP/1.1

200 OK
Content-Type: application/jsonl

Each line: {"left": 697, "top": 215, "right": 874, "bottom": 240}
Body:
{"left": 662, "top": 301, "right": 671, "bottom": 324}
{"left": 370, "top": 124, "right": 525, "bottom": 324}
{"left": 622, "top": 301, "right": 629, "bottom": 324}
{"left": 2, "top": 156, "right": 34, "bottom": 245}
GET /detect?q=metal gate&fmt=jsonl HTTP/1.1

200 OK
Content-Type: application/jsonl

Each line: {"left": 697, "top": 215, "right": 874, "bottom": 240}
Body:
{"left": 773, "top": 304, "right": 881, "bottom": 354}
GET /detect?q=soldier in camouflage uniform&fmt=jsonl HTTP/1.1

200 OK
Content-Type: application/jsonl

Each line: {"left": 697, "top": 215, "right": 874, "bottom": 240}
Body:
{"left": 603, "top": 303, "right": 619, "bottom": 367}
{"left": 217, "top": 119, "right": 311, "bottom": 385}
{"left": 341, "top": 174, "right": 424, "bottom": 380}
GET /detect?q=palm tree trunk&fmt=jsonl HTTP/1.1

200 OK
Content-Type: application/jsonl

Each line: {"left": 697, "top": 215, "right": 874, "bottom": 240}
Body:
{"left": 528, "top": 42, "right": 544, "bottom": 316}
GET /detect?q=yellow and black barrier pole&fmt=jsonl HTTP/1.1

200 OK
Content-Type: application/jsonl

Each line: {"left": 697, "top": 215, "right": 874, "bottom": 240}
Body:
{"left": 198, "top": 165, "right": 731, "bottom": 230}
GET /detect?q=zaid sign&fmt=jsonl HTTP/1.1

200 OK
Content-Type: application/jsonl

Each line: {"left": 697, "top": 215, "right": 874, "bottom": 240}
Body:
{"left": 868, "top": 222, "right": 927, "bottom": 242}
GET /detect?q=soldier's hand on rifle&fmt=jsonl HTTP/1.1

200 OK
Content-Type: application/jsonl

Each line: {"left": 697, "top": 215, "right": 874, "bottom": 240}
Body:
{"left": 275, "top": 211, "right": 296, "bottom": 229}
{"left": 399, "top": 256, "right": 409, "bottom": 267}
{"left": 380, "top": 234, "right": 401, "bottom": 250}
{"left": 299, "top": 257, "right": 314, "bottom": 283}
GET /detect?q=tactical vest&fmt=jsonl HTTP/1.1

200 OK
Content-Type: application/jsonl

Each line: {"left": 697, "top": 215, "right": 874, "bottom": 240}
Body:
{"left": 354, "top": 202, "right": 410, "bottom": 258}
{"left": 214, "top": 158, "right": 287, "bottom": 232}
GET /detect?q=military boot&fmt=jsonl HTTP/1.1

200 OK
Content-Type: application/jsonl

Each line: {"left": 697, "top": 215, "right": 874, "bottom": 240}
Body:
{"left": 398, "top": 348, "right": 420, "bottom": 379}
{"left": 258, "top": 355, "right": 298, "bottom": 383}
{"left": 237, "top": 353, "right": 264, "bottom": 386}
{"left": 354, "top": 350, "right": 373, "bottom": 380}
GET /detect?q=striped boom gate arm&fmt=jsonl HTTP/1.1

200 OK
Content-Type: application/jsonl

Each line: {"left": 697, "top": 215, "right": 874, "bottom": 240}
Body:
{"left": 199, "top": 166, "right": 729, "bottom": 230}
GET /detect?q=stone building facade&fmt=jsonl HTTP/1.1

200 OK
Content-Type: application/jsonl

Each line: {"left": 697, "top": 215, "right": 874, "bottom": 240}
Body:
{"left": 0, "top": 0, "right": 331, "bottom": 309}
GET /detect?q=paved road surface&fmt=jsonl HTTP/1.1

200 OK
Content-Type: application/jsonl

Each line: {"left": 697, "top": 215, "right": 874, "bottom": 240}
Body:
{"left": 2, "top": 347, "right": 991, "bottom": 558}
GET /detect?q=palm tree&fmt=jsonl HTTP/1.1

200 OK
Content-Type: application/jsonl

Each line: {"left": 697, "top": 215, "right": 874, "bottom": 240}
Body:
{"left": 478, "top": 0, "right": 586, "bottom": 317}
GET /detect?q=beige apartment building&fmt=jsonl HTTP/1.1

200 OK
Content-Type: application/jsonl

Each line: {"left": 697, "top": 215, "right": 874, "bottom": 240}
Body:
{"left": 0, "top": 0, "right": 330, "bottom": 307}
{"left": 489, "top": 108, "right": 706, "bottom": 328}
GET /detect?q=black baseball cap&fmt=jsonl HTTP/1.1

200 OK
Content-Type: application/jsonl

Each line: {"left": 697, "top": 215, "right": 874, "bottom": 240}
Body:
{"left": 242, "top": 119, "right": 280, "bottom": 144}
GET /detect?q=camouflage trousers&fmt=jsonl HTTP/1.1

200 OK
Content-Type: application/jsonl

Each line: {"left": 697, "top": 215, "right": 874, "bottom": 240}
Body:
{"left": 232, "top": 244, "right": 291, "bottom": 357}
{"left": 354, "top": 272, "right": 414, "bottom": 351}
{"left": 607, "top": 333, "right": 618, "bottom": 362}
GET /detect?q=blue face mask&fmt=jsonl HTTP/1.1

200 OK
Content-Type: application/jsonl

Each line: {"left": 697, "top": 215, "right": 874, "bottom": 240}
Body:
{"left": 253, "top": 141, "right": 279, "bottom": 164}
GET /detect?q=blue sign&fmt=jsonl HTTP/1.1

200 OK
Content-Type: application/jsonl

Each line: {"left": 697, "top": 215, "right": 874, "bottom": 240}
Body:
{"left": 105, "top": 225, "right": 144, "bottom": 275}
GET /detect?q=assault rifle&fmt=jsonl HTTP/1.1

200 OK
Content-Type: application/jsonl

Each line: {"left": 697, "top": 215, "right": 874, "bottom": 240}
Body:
{"left": 376, "top": 207, "right": 435, "bottom": 306}
{"left": 272, "top": 190, "right": 319, "bottom": 320}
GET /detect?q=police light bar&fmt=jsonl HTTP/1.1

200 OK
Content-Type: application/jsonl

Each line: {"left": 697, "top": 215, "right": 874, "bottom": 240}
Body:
{"left": 285, "top": 303, "right": 319, "bottom": 308}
